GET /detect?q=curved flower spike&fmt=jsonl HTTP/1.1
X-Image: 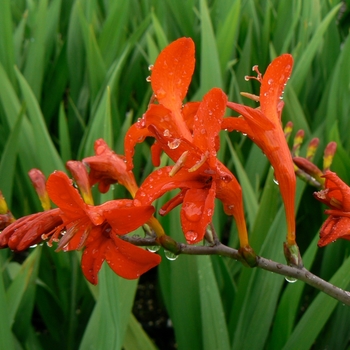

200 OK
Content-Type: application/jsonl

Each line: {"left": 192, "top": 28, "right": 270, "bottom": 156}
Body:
{"left": 224, "top": 54, "right": 297, "bottom": 247}
{"left": 314, "top": 171, "right": 350, "bottom": 247}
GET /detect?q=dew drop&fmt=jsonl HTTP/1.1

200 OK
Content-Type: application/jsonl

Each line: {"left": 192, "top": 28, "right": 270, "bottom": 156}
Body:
{"left": 147, "top": 245, "right": 160, "bottom": 253}
{"left": 164, "top": 250, "right": 178, "bottom": 260}
{"left": 155, "top": 88, "right": 166, "bottom": 99}
{"left": 268, "top": 78, "right": 273, "bottom": 85}
{"left": 273, "top": 178, "right": 279, "bottom": 186}
{"left": 148, "top": 64, "right": 154, "bottom": 71}
{"left": 168, "top": 139, "right": 180, "bottom": 149}
{"left": 285, "top": 276, "right": 297, "bottom": 283}
{"left": 163, "top": 129, "right": 171, "bottom": 137}
{"left": 146, "top": 76, "right": 151, "bottom": 82}
{"left": 185, "top": 230, "right": 198, "bottom": 243}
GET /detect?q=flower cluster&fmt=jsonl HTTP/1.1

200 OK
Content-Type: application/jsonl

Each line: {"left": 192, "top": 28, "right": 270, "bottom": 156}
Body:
{"left": 1, "top": 37, "right": 340, "bottom": 284}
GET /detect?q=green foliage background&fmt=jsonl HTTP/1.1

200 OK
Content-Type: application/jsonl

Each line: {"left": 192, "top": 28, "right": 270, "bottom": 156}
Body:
{"left": 1, "top": 0, "right": 350, "bottom": 349}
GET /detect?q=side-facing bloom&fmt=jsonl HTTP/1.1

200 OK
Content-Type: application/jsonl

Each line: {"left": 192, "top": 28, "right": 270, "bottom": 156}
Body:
{"left": 223, "top": 54, "right": 297, "bottom": 247}
{"left": 45, "top": 171, "right": 161, "bottom": 284}
{"left": 83, "top": 138, "right": 139, "bottom": 197}
{"left": 314, "top": 171, "right": 350, "bottom": 247}
{"left": 0, "top": 171, "right": 161, "bottom": 284}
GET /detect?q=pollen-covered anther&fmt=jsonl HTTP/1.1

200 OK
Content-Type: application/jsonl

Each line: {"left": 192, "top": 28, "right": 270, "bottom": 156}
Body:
{"left": 188, "top": 152, "right": 209, "bottom": 173}
{"left": 169, "top": 151, "right": 189, "bottom": 176}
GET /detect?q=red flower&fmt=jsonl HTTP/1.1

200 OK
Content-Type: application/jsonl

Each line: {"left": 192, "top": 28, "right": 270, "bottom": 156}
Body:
{"left": 1, "top": 171, "right": 161, "bottom": 284}
{"left": 123, "top": 38, "right": 250, "bottom": 250}
{"left": 314, "top": 171, "right": 350, "bottom": 247}
{"left": 83, "top": 139, "right": 139, "bottom": 197}
{"left": 124, "top": 37, "right": 199, "bottom": 169}
{"left": 134, "top": 87, "right": 250, "bottom": 248}
{"left": 45, "top": 171, "right": 161, "bottom": 284}
{"left": 224, "top": 54, "right": 297, "bottom": 246}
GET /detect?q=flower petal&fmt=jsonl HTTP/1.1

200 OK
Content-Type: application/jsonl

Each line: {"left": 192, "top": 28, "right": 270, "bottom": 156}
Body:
{"left": 101, "top": 202, "right": 155, "bottom": 235}
{"left": 135, "top": 166, "right": 207, "bottom": 206}
{"left": 0, "top": 209, "right": 62, "bottom": 251}
{"left": 180, "top": 185, "right": 215, "bottom": 244}
{"left": 81, "top": 232, "right": 109, "bottom": 285}
{"left": 260, "top": 54, "right": 293, "bottom": 122}
{"left": 84, "top": 139, "right": 138, "bottom": 196}
{"left": 47, "top": 171, "right": 87, "bottom": 219}
{"left": 151, "top": 37, "right": 195, "bottom": 113}
{"left": 318, "top": 216, "right": 350, "bottom": 247}
{"left": 193, "top": 88, "right": 227, "bottom": 167}
{"left": 105, "top": 235, "right": 161, "bottom": 280}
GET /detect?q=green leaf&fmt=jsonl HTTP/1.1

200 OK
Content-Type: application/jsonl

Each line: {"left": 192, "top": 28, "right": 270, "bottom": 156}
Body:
{"left": 198, "top": 256, "right": 230, "bottom": 350}
{"left": 0, "top": 111, "right": 23, "bottom": 203}
{"left": 198, "top": 0, "right": 223, "bottom": 97}
{"left": 79, "top": 264, "right": 138, "bottom": 350}
{"left": 123, "top": 314, "right": 158, "bottom": 350}
{"left": 0, "top": 269, "right": 15, "bottom": 350}
{"left": 290, "top": 3, "right": 342, "bottom": 95}
{"left": 282, "top": 255, "right": 350, "bottom": 350}
{"left": 23, "top": 0, "right": 48, "bottom": 101}
{"left": 15, "top": 66, "right": 65, "bottom": 174}
{"left": 0, "top": 0, "right": 15, "bottom": 85}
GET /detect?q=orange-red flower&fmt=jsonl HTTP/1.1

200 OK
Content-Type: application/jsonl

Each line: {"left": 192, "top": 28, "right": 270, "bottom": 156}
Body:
{"left": 45, "top": 171, "right": 161, "bottom": 284}
{"left": 123, "top": 37, "right": 251, "bottom": 250}
{"left": 0, "top": 171, "right": 161, "bottom": 284}
{"left": 83, "top": 138, "right": 139, "bottom": 197}
{"left": 223, "top": 54, "right": 297, "bottom": 246}
{"left": 314, "top": 171, "right": 350, "bottom": 247}
{"left": 124, "top": 37, "right": 199, "bottom": 169}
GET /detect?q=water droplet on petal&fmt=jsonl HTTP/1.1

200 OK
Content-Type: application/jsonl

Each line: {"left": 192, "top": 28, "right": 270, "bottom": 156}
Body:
{"left": 164, "top": 250, "right": 178, "bottom": 260}
{"left": 148, "top": 64, "right": 154, "bottom": 71}
{"left": 185, "top": 230, "right": 198, "bottom": 243}
{"left": 146, "top": 76, "right": 151, "bottom": 82}
{"left": 155, "top": 88, "right": 166, "bottom": 99}
{"left": 285, "top": 276, "right": 297, "bottom": 283}
{"left": 168, "top": 139, "right": 180, "bottom": 149}
{"left": 268, "top": 78, "right": 273, "bottom": 85}
{"left": 163, "top": 129, "right": 171, "bottom": 137}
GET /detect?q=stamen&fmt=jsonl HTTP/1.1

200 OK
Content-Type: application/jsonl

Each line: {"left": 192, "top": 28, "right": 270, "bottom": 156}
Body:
{"left": 170, "top": 151, "right": 188, "bottom": 176}
{"left": 188, "top": 152, "right": 209, "bottom": 172}
{"left": 244, "top": 65, "right": 263, "bottom": 83}
{"left": 240, "top": 92, "right": 260, "bottom": 102}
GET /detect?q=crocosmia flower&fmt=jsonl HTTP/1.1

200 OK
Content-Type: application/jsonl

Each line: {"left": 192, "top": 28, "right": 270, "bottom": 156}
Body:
{"left": 46, "top": 171, "right": 161, "bottom": 284}
{"left": 123, "top": 37, "right": 251, "bottom": 252}
{"left": 83, "top": 138, "right": 139, "bottom": 197}
{"left": 314, "top": 171, "right": 350, "bottom": 247}
{"left": 224, "top": 54, "right": 296, "bottom": 247}
{"left": 0, "top": 171, "right": 161, "bottom": 284}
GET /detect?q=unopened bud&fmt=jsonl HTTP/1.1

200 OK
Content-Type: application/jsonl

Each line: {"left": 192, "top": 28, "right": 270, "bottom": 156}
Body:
{"left": 66, "top": 161, "right": 94, "bottom": 205}
{"left": 284, "top": 121, "right": 293, "bottom": 142}
{"left": 28, "top": 169, "right": 51, "bottom": 211}
{"left": 292, "top": 130, "right": 305, "bottom": 156}
{"left": 323, "top": 142, "right": 337, "bottom": 171}
{"left": 306, "top": 138, "right": 319, "bottom": 161}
